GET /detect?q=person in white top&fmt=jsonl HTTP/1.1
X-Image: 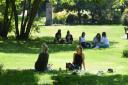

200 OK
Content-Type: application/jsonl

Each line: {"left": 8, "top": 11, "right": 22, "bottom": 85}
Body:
{"left": 100, "top": 32, "right": 109, "bottom": 48}
{"left": 79, "top": 32, "right": 91, "bottom": 48}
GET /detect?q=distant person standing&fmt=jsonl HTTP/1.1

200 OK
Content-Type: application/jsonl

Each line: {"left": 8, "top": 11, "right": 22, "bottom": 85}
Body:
{"left": 65, "top": 30, "right": 73, "bottom": 44}
{"left": 100, "top": 32, "right": 110, "bottom": 48}
{"left": 35, "top": 43, "right": 49, "bottom": 72}
{"left": 79, "top": 32, "right": 91, "bottom": 48}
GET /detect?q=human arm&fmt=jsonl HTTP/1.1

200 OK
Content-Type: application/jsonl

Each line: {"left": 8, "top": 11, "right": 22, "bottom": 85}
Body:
{"left": 79, "top": 37, "right": 81, "bottom": 44}
{"left": 72, "top": 53, "right": 76, "bottom": 64}
{"left": 71, "top": 35, "right": 73, "bottom": 42}
{"left": 82, "top": 53, "right": 85, "bottom": 70}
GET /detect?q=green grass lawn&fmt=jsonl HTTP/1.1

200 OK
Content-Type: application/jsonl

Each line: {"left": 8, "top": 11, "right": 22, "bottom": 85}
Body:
{"left": 0, "top": 25, "right": 128, "bottom": 85}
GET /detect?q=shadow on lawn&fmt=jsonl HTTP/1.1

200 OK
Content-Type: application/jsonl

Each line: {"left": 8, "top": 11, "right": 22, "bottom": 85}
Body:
{"left": 0, "top": 69, "right": 38, "bottom": 85}
{"left": 0, "top": 37, "right": 118, "bottom": 54}
{"left": 0, "top": 69, "right": 128, "bottom": 85}
{"left": 51, "top": 71, "right": 128, "bottom": 85}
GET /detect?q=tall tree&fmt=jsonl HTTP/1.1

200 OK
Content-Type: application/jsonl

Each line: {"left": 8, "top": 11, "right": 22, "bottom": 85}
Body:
{"left": 0, "top": 0, "right": 10, "bottom": 39}
{"left": 11, "top": 0, "right": 19, "bottom": 38}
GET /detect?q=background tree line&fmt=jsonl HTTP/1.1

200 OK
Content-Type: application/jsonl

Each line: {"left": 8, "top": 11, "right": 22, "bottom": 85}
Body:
{"left": 52, "top": 0, "right": 128, "bottom": 25}
{"left": 0, "top": 0, "right": 41, "bottom": 40}
{"left": 0, "top": 0, "right": 128, "bottom": 40}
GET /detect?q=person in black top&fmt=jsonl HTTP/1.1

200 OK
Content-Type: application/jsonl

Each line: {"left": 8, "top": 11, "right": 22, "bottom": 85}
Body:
{"left": 65, "top": 30, "right": 73, "bottom": 44}
{"left": 73, "top": 45, "right": 85, "bottom": 70}
{"left": 54, "top": 29, "right": 62, "bottom": 43}
{"left": 35, "top": 43, "right": 49, "bottom": 72}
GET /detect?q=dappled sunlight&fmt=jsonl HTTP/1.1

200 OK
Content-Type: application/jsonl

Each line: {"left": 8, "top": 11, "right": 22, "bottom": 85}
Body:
{"left": 0, "top": 25, "right": 128, "bottom": 85}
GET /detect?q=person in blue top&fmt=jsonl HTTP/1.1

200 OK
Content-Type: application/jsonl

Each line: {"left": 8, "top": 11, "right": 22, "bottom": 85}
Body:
{"left": 100, "top": 32, "right": 110, "bottom": 48}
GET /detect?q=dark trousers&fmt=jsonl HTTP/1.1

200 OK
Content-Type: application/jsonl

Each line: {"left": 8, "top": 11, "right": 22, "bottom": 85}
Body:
{"left": 81, "top": 42, "right": 91, "bottom": 48}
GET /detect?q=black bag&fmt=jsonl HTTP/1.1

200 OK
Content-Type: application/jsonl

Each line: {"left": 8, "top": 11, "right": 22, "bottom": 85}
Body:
{"left": 66, "top": 63, "right": 74, "bottom": 70}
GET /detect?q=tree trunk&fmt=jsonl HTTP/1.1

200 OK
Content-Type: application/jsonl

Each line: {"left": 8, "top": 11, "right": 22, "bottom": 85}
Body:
{"left": 19, "top": 0, "right": 31, "bottom": 39}
{"left": 0, "top": 0, "right": 10, "bottom": 39}
{"left": 77, "top": 9, "right": 81, "bottom": 24}
{"left": 11, "top": 0, "right": 19, "bottom": 39}
{"left": 20, "top": 0, "right": 26, "bottom": 37}
{"left": 25, "top": 0, "right": 41, "bottom": 39}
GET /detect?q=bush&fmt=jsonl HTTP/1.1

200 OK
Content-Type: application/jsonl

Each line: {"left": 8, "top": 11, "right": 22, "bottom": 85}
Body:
{"left": 53, "top": 10, "right": 67, "bottom": 24}
{"left": 81, "top": 13, "right": 89, "bottom": 24}
{"left": 66, "top": 13, "right": 79, "bottom": 24}
{"left": 123, "top": 48, "right": 128, "bottom": 58}
{"left": 121, "top": 8, "right": 128, "bottom": 25}
{"left": 0, "top": 64, "right": 3, "bottom": 74}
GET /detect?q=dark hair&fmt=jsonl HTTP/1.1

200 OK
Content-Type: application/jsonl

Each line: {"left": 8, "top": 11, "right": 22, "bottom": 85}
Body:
{"left": 96, "top": 33, "right": 101, "bottom": 42}
{"left": 82, "top": 32, "right": 85, "bottom": 37}
{"left": 102, "top": 32, "right": 106, "bottom": 37}
{"left": 57, "top": 29, "right": 61, "bottom": 34}
{"left": 67, "top": 30, "right": 70, "bottom": 34}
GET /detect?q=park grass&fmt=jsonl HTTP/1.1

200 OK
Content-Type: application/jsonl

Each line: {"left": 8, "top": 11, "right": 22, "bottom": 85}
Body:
{"left": 0, "top": 25, "right": 128, "bottom": 85}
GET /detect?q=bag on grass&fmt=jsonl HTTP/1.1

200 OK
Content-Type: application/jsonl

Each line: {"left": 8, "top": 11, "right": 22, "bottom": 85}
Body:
{"left": 66, "top": 63, "right": 74, "bottom": 70}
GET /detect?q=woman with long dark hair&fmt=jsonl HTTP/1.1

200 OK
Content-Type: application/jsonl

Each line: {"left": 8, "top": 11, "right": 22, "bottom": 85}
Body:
{"left": 35, "top": 43, "right": 49, "bottom": 72}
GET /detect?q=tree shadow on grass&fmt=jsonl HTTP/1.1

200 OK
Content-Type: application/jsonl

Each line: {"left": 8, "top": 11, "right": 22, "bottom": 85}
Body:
{"left": 1, "top": 69, "right": 127, "bottom": 85}
{"left": 0, "top": 69, "right": 38, "bottom": 85}
{"left": 0, "top": 37, "right": 119, "bottom": 54}
{"left": 51, "top": 71, "right": 128, "bottom": 85}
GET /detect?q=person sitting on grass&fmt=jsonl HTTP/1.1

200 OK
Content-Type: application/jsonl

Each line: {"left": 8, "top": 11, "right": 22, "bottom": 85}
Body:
{"left": 73, "top": 46, "right": 85, "bottom": 70}
{"left": 54, "top": 29, "right": 62, "bottom": 43}
{"left": 35, "top": 43, "right": 49, "bottom": 72}
{"left": 65, "top": 30, "right": 73, "bottom": 44}
{"left": 79, "top": 32, "right": 91, "bottom": 48}
{"left": 93, "top": 33, "right": 101, "bottom": 48}
{"left": 100, "top": 32, "right": 110, "bottom": 48}
{"left": 66, "top": 46, "right": 85, "bottom": 70}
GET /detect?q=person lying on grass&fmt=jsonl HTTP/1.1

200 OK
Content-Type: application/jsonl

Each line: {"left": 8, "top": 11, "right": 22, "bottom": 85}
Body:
{"left": 35, "top": 43, "right": 49, "bottom": 72}
{"left": 66, "top": 45, "right": 85, "bottom": 70}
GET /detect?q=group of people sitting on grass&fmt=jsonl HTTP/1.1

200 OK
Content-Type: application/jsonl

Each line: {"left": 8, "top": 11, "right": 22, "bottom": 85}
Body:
{"left": 35, "top": 43, "right": 85, "bottom": 72}
{"left": 54, "top": 29, "right": 110, "bottom": 48}
{"left": 34, "top": 30, "right": 110, "bottom": 72}
{"left": 54, "top": 29, "right": 73, "bottom": 44}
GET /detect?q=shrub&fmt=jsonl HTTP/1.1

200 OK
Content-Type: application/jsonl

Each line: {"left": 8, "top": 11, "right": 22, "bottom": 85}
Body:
{"left": 66, "top": 13, "right": 79, "bottom": 24}
{"left": 81, "top": 13, "right": 89, "bottom": 24}
{"left": 53, "top": 10, "right": 67, "bottom": 24}
{"left": 0, "top": 64, "right": 3, "bottom": 74}
{"left": 123, "top": 48, "right": 128, "bottom": 58}
{"left": 121, "top": 8, "right": 128, "bottom": 25}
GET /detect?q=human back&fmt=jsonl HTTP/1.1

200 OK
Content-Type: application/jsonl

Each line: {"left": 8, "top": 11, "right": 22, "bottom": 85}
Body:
{"left": 35, "top": 43, "right": 49, "bottom": 72}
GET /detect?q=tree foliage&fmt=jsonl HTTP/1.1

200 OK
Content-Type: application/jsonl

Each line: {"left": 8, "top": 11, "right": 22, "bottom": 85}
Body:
{"left": 0, "top": 0, "right": 42, "bottom": 40}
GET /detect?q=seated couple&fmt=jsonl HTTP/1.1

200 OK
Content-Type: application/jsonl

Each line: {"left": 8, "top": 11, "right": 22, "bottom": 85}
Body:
{"left": 79, "top": 32, "right": 109, "bottom": 48}
{"left": 35, "top": 43, "right": 85, "bottom": 72}
{"left": 54, "top": 29, "right": 73, "bottom": 44}
{"left": 93, "top": 32, "right": 109, "bottom": 48}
